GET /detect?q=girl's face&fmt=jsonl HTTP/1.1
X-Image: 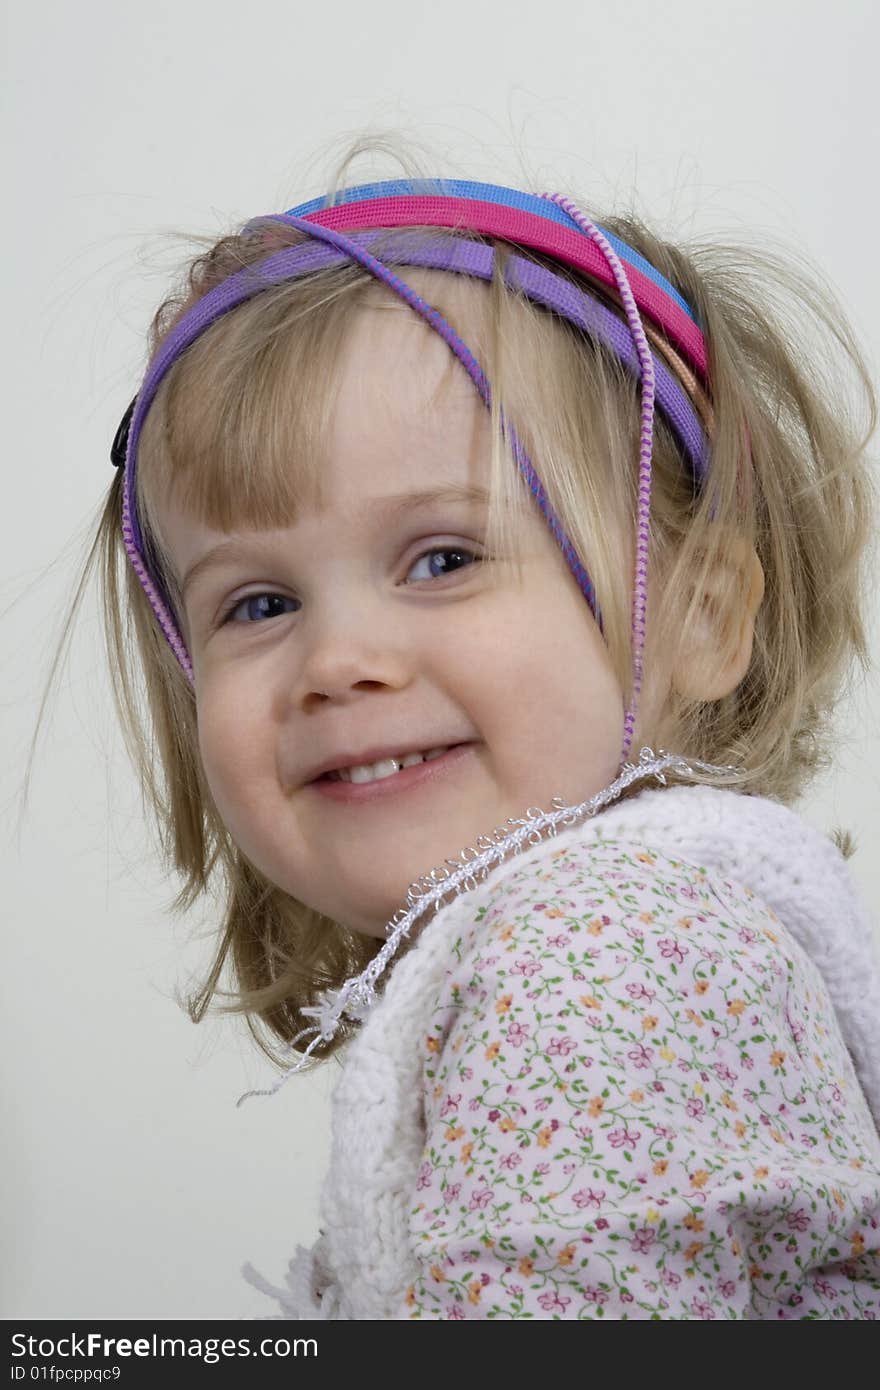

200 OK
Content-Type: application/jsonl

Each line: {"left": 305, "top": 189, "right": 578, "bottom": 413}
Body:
{"left": 156, "top": 306, "right": 645, "bottom": 939}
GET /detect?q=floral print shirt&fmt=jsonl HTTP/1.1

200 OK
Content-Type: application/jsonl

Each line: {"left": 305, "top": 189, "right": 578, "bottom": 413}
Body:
{"left": 401, "top": 838, "right": 880, "bottom": 1318}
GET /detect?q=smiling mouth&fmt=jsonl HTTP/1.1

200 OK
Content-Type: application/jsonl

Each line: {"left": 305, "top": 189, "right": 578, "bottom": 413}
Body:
{"left": 321, "top": 745, "right": 456, "bottom": 784}
{"left": 308, "top": 743, "right": 476, "bottom": 800}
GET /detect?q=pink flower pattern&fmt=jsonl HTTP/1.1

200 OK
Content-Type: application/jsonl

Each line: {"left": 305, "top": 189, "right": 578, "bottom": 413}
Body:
{"left": 400, "top": 839, "right": 880, "bottom": 1318}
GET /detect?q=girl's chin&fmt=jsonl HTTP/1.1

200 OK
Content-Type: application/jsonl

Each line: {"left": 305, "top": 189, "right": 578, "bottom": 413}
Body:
{"left": 285, "top": 860, "right": 463, "bottom": 940}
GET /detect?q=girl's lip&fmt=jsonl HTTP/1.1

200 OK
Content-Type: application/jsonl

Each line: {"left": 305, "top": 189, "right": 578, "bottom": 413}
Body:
{"left": 307, "top": 742, "right": 477, "bottom": 802}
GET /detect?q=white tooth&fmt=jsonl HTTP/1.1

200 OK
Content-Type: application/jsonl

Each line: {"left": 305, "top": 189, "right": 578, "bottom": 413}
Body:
{"left": 349, "top": 758, "right": 401, "bottom": 784}
{"left": 329, "top": 746, "right": 453, "bottom": 784}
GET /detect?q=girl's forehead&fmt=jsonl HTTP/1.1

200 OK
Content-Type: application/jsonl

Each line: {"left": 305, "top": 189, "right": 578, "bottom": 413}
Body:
{"left": 302, "top": 306, "right": 491, "bottom": 509}
{"left": 333, "top": 301, "right": 479, "bottom": 424}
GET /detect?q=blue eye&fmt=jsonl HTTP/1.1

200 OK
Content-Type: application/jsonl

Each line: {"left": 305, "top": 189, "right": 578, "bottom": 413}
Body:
{"left": 406, "top": 546, "right": 479, "bottom": 582}
{"left": 220, "top": 593, "right": 300, "bottom": 626}
{"left": 217, "top": 547, "right": 480, "bottom": 628}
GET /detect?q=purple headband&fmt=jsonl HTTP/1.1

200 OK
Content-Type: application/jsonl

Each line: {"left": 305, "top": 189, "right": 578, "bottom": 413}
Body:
{"left": 113, "top": 187, "right": 714, "bottom": 765}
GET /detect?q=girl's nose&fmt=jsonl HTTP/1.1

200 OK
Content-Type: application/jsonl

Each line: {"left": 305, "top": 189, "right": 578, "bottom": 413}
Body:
{"left": 291, "top": 605, "right": 412, "bottom": 707}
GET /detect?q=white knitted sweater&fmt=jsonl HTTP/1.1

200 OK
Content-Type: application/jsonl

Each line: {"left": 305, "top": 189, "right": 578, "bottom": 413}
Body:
{"left": 242, "top": 782, "right": 880, "bottom": 1319}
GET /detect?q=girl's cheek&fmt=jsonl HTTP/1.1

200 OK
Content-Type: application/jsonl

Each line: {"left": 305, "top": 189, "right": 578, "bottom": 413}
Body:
{"left": 195, "top": 693, "right": 232, "bottom": 776}
{"left": 199, "top": 675, "right": 270, "bottom": 763}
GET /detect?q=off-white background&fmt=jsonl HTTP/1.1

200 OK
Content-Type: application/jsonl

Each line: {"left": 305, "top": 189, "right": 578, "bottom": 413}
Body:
{"left": 3, "top": 0, "right": 879, "bottom": 1320}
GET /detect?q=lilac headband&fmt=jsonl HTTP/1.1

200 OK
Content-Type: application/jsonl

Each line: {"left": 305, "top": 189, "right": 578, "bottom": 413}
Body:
{"left": 113, "top": 180, "right": 716, "bottom": 765}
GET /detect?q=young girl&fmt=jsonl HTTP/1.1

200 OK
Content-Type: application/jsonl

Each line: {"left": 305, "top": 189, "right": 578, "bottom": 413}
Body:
{"left": 78, "top": 148, "right": 880, "bottom": 1318}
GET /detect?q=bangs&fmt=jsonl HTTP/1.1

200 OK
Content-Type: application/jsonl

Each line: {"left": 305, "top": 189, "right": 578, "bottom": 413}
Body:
{"left": 134, "top": 230, "right": 529, "bottom": 560}
{"left": 135, "top": 238, "right": 546, "bottom": 617}
{"left": 137, "top": 272, "right": 360, "bottom": 540}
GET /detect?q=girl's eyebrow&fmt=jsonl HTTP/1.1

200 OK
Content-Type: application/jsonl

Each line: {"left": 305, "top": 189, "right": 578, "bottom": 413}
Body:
{"left": 182, "top": 537, "right": 283, "bottom": 604}
{"left": 180, "top": 483, "right": 492, "bottom": 602}
{"left": 366, "top": 481, "right": 491, "bottom": 523}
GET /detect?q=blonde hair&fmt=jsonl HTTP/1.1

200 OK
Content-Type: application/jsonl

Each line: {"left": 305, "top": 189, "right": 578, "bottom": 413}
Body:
{"left": 32, "top": 137, "right": 878, "bottom": 1070}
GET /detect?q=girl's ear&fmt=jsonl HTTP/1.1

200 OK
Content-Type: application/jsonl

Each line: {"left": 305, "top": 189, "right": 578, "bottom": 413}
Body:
{"left": 670, "top": 532, "right": 765, "bottom": 702}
